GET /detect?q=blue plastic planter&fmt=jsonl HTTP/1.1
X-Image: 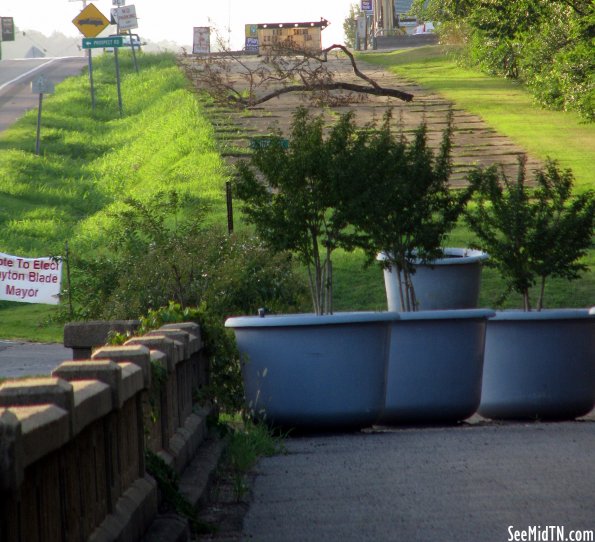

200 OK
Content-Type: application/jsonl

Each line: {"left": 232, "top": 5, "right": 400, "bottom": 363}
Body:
{"left": 479, "top": 309, "right": 595, "bottom": 420}
{"left": 225, "top": 312, "right": 397, "bottom": 430}
{"left": 379, "top": 248, "right": 489, "bottom": 311}
{"left": 380, "top": 309, "right": 495, "bottom": 424}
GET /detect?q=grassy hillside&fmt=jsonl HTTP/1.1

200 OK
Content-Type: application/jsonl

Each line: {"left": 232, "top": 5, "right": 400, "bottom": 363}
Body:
{"left": 0, "top": 52, "right": 228, "bottom": 340}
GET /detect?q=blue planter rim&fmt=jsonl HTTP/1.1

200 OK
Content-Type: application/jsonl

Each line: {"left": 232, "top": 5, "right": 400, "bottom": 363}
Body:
{"left": 490, "top": 308, "right": 593, "bottom": 321}
{"left": 396, "top": 308, "right": 496, "bottom": 321}
{"left": 225, "top": 311, "right": 400, "bottom": 328}
{"left": 378, "top": 247, "right": 489, "bottom": 266}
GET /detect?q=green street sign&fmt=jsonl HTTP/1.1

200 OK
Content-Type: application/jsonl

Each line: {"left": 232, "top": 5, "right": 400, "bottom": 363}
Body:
{"left": 82, "top": 36, "right": 124, "bottom": 49}
{"left": 250, "top": 137, "right": 289, "bottom": 150}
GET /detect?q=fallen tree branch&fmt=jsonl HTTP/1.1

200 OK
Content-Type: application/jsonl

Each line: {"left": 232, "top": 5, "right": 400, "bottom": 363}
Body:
{"left": 181, "top": 42, "right": 415, "bottom": 108}
{"left": 232, "top": 81, "right": 414, "bottom": 106}
{"left": 319, "top": 44, "right": 382, "bottom": 90}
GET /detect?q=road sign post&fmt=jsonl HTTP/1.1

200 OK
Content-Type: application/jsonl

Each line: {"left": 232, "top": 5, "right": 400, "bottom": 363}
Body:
{"left": 31, "top": 76, "right": 55, "bottom": 155}
{"left": 88, "top": 50, "right": 96, "bottom": 111}
{"left": 128, "top": 31, "right": 139, "bottom": 73}
{"left": 114, "top": 46, "right": 123, "bottom": 117}
{"left": 81, "top": 36, "right": 125, "bottom": 117}
{"left": 73, "top": 3, "right": 111, "bottom": 111}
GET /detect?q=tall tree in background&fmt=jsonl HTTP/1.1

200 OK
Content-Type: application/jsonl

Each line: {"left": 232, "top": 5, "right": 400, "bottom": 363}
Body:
{"left": 343, "top": 3, "right": 363, "bottom": 48}
{"left": 411, "top": 0, "right": 594, "bottom": 121}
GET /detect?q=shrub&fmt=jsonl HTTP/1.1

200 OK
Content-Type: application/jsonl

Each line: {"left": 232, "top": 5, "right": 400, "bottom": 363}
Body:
{"left": 62, "top": 191, "right": 308, "bottom": 322}
{"left": 138, "top": 302, "right": 244, "bottom": 413}
{"left": 466, "top": 157, "right": 595, "bottom": 310}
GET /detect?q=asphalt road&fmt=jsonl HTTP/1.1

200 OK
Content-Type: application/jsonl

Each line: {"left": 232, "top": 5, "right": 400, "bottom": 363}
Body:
{"left": 0, "top": 56, "right": 87, "bottom": 132}
{"left": 0, "top": 340, "right": 73, "bottom": 379}
{"left": 243, "top": 421, "right": 595, "bottom": 542}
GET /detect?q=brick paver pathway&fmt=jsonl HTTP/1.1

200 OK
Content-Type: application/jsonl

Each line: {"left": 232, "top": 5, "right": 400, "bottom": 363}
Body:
{"left": 182, "top": 53, "right": 543, "bottom": 187}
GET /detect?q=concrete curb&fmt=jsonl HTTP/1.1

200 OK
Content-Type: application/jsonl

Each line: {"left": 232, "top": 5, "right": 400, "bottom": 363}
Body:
{"left": 142, "top": 435, "right": 228, "bottom": 542}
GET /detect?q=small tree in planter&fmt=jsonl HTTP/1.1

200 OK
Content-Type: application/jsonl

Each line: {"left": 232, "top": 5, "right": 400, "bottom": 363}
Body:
{"left": 234, "top": 107, "right": 360, "bottom": 315}
{"left": 338, "top": 110, "right": 473, "bottom": 311}
{"left": 465, "top": 156, "right": 595, "bottom": 311}
{"left": 466, "top": 157, "right": 595, "bottom": 420}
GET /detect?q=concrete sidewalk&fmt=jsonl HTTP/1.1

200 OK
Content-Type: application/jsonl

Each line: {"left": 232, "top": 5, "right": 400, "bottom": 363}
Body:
{"left": 242, "top": 420, "right": 595, "bottom": 542}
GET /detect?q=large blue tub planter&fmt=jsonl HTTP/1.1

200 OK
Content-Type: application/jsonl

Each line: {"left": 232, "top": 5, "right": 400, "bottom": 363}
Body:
{"left": 379, "top": 248, "right": 489, "bottom": 311}
{"left": 478, "top": 309, "right": 595, "bottom": 421}
{"left": 225, "top": 312, "right": 398, "bottom": 430}
{"left": 379, "top": 309, "right": 495, "bottom": 425}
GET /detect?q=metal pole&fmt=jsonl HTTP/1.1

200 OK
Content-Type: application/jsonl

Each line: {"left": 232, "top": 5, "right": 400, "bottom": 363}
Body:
{"left": 87, "top": 49, "right": 95, "bottom": 111}
{"left": 226, "top": 181, "right": 234, "bottom": 234}
{"left": 35, "top": 92, "right": 43, "bottom": 155}
{"left": 114, "top": 46, "right": 123, "bottom": 117}
{"left": 65, "top": 241, "right": 74, "bottom": 320}
{"left": 129, "top": 30, "right": 139, "bottom": 73}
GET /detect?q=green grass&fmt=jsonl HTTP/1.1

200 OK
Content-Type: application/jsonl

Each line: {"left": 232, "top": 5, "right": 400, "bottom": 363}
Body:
{"left": 0, "top": 51, "right": 228, "bottom": 341}
{"left": 0, "top": 302, "right": 63, "bottom": 342}
{"left": 360, "top": 46, "right": 595, "bottom": 191}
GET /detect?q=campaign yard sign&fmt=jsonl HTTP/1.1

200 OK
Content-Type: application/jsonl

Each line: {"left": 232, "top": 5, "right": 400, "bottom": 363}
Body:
{"left": 0, "top": 252, "right": 62, "bottom": 305}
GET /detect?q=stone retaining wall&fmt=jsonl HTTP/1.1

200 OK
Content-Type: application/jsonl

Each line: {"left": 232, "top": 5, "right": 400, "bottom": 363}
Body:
{"left": 0, "top": 322, "right": 212, "bottom": 542}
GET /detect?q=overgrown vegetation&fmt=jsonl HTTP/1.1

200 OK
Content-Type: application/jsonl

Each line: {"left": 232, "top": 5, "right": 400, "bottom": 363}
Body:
{"left": 145, "top": 417, "right": 284, "bottom": 536}
{"left": 411, "top": 0, "right": 594, "bottom": 121}
{"left": 145, "top": 450, "right": 213, "bottom": 534}
{"left": 137, "top": 304, "right": 285, "bottom": 535}
{"left": 61, "top": 191, "right": 307, "bottom": 322}
{"left": 218, "top": 415, "right": 286, "bottom": 500}
{"left": 0, "top": 50, "right": 307, "bottom": 336}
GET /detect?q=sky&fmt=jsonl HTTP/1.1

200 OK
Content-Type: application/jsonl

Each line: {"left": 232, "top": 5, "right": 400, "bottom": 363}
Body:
{"left": 1, "top": 0, "right": 352, "bottom": 50}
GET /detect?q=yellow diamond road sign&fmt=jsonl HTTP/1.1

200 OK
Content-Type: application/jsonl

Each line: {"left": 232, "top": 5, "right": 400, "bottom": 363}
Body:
{"left": 72, "top": 3, "right": 110, "bottom": 38}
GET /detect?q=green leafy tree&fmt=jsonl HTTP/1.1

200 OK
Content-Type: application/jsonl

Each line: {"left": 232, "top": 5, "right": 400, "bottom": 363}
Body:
{"left": 343, "top": 3, "right": 363, "bottom": 48}
{"left": 466, "top": 157, "right": 595, "bottom": 310}
{"left": 235, "top": 108, "right": 358, "bottom": 315}
{"left": 337, "top": 110, "right": 472, "bottom": 311}
{"left": 411, "top": 0, "right": 475, "bottom": 23}
{"left": 413, "top": 0, "right": 594, "bottom": 120}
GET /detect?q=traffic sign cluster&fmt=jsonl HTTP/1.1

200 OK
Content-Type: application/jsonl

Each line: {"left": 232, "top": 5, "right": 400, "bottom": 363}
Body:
{"left": 72, "top": 2, "right": 138, "bottom": 42}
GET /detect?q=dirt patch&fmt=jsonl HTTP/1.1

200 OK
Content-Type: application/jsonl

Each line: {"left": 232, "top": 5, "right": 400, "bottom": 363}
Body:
{"left": 196, "top": 469, "right": 255, "bottom": 541}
